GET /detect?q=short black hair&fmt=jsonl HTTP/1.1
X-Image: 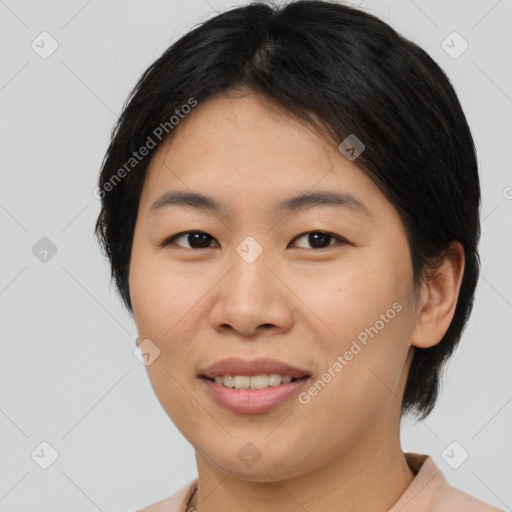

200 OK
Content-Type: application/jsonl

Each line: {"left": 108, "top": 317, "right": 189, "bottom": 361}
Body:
{"left": 95, "top": 0, "right": 481, "bottom": 421}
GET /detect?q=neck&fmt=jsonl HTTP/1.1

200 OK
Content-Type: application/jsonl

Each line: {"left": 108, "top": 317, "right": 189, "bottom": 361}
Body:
{"left": 189, "top": 435, "right": 415, "bottom": 512}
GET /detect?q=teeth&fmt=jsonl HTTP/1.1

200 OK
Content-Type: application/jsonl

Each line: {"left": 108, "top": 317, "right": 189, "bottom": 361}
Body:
{"left": 233, "top": 376, "right": 250, "bottom": 389}
{"left": 268, "top": 373, "right": 281, "bottom": 387}
{"left": 213, "top": 373, "right": 297, "bottom": 389}
{"left": 248, "top": 375, "right": 267, "bottom": 389}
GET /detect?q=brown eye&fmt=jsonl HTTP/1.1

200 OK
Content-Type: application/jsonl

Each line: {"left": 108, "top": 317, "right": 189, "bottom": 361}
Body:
{"left": 291, "top": 231, "right": 345, "bottom": 249}
{"left": 164, "top": 231, "right": 218, "bottom": 249}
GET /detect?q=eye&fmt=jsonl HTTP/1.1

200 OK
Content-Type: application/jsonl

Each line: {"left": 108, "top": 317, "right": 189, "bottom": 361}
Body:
{"left": 290, "top": 231, "right": 346, "bottom": 249}
{"left": 162, "top": 231, "right": 219, "bottom": 249}
{"left": 161, "top": 230, "right": 346, "bottom": 250}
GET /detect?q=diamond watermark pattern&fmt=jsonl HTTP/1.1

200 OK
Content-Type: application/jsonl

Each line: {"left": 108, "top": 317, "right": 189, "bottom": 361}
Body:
{"left": 133, "top": 338, "right": 161, "bottom": 366}
{"left": 237, "top": 442, "right": 263, "bottom": 468}
{"left": 31, "top": 32, "right": 59, "bottom": 59}
{"left": 441, "top": 441, "right": 469, "bottom": 469}
{"left": 338, "top": 134, "right": 365, "bottom": 161}
{"left": 236, "top": 236, "right": 263, "bottom": 263}
{"left": 32, "top": 237, "right": 58, "bottom": 263}
{"left": 31, "top": 441, "right": 59, "bottom": 469}
{"left": 441, "top": 31, "right": 469, "bottom": 59}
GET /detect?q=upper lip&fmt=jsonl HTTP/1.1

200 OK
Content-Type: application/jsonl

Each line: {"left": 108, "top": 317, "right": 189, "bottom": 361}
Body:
{"left": 199, "top": 357, "right": 310, "bottom": 379}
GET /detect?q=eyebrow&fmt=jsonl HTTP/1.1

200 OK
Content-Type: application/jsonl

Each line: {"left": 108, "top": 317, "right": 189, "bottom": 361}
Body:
{"left": 148, "top": 189, "right": 370, "bottom": 217}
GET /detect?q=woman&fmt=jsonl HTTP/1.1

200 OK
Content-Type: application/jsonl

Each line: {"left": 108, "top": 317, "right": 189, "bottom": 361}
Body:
{"left": 94, "top": 1, "right": 502, "bottom": 510}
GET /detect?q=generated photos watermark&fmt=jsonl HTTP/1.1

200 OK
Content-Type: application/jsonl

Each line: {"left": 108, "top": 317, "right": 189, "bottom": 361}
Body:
{"left": 298, "top": 301, "right": 403, "bottom": 405}
{"left": 93, "top": 97, "right": 198, "bottom": 199}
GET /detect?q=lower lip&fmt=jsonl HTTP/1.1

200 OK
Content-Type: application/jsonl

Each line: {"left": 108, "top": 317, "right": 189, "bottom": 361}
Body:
{"left": 200, "top": 377, "right": 310, "bottom": 414}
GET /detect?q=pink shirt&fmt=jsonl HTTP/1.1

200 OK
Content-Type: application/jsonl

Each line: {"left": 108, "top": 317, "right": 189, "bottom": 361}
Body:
{"left": 136, "top": 452, "right": 504, "bottom": 511}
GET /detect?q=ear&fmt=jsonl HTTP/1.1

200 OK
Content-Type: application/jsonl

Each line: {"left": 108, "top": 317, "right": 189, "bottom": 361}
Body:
{"left": 411, "top": 240, "right": 465, "bottom": 349}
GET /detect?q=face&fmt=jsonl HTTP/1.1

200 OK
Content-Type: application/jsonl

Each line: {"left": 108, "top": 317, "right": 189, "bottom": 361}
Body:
{"left": 129, "top": 89, "right": 419, "bottom": 481}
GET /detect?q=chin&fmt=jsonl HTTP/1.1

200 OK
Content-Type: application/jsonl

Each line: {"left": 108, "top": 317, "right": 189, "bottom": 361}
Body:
{"left": 198, "top": 440, "right": 312, "bottom": 482}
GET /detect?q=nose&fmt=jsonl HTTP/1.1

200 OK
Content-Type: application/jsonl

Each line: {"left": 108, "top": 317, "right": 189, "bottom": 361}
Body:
{"left": 208, "top": 252, "right": 294, "bottom": 338}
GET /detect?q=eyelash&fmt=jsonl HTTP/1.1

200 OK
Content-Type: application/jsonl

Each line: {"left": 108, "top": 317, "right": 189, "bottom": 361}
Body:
{"left": 160, "top": 230, "right": 349, "bottom": 250}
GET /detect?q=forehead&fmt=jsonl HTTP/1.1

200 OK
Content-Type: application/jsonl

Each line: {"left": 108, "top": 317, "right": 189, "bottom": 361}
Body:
{"left": 140, "top": 91, "right": 385, "bottom": 218}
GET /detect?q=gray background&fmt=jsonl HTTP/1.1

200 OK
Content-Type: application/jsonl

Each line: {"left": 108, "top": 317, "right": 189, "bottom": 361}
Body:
{"left": 0, "top": 0, "right": 511, "bottom": 510}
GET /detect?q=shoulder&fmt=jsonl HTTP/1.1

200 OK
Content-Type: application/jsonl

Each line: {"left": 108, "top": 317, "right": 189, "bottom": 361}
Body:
{"left": 430, "top": 477, "right": 504, "bottom": 512}
{"left": 135, "top": 479, "right": 198, "bottom": 512}
{"left": 393, "top": 453, "right": 504, "bottom": 512}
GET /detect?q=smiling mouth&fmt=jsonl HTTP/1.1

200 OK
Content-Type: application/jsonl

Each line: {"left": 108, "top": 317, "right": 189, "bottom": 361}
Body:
{"left": 202, "top": 374, "right": 310, "bottom": 390}
{"left": 198, "top": 357, "right": 311, "bottom": 413}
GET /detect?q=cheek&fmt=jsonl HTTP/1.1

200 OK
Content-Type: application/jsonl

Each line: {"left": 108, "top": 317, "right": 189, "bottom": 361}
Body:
{"left": 297, "top": 254, "right": 414, "bottom": 407}
{"left": 300, "top": 253, "right": 407, "bottom": 342}
{"left": 130, "top": 256, "right": 202, "bottom": 339}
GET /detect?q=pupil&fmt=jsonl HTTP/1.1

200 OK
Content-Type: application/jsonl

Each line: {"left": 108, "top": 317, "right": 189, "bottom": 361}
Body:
{"left": 190, "top": 232, "right": 210, "bottom": 248}
{"left": 309, "top": 232, "right": 330, "bottom": 248}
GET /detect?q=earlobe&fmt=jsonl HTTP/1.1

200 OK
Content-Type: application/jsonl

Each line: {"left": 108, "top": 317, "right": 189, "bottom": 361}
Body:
{"left": 411, "top": 240, "right": 465, "bottom": 349}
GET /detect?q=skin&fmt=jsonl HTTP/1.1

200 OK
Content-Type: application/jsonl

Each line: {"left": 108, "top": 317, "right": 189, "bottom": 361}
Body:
{"left": 129, "top": 88, "right": 465, "bottom": 512}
